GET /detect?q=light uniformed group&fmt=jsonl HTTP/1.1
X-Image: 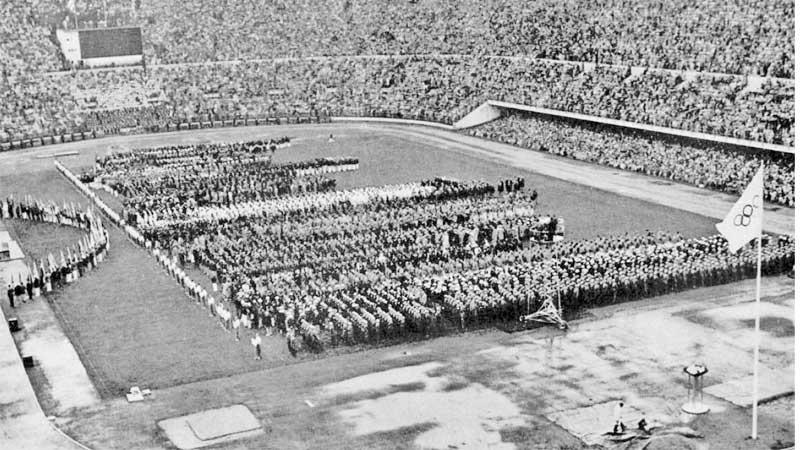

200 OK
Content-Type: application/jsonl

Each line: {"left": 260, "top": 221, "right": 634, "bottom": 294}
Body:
{"left": 133, "top": 179, "right": 473, "bottom": 231}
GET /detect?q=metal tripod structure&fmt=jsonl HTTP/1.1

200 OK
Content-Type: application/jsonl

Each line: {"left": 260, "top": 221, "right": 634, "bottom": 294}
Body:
{"left": 520, "top": 289, "right": 568, "bottom": 330}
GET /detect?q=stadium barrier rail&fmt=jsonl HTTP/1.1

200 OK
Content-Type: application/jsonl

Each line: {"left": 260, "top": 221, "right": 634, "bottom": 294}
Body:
{"left": 0, "top": 112, "right": 457, "bottom": 152}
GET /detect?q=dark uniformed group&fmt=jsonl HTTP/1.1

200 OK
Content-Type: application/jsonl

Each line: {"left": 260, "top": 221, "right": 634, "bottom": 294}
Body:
{"left": 2, "top": 196, "right": 109, "bottom": 308}
{"left": 89, "top": 140, "right": 795, "bottom": 356}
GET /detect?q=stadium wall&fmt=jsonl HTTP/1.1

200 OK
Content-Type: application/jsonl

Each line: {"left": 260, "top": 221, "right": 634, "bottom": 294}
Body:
{"left": 1, "top": 105, "right": 786, "bottom": 155}
{"left": 0, "top": 114, "right": 459, "bottom": 152}
{"left": 80, "top": 55, "right": 143, "bottom": 68}
{"left": 331, "top": 117, "right": 453, "bottom": 130}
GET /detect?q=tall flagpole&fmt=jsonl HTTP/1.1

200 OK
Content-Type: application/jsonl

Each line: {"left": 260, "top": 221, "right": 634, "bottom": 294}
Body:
{"left": 751, "top": 228, "right": 762, "bottom": 439}
{"left": 751, "top": 162, "right": 764, "bottom": 440}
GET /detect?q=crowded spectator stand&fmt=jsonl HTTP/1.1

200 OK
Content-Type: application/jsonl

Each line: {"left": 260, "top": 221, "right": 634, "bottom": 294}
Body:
{"left": 0, "top": 56, "right": 794, "bottom": 150}
{"left": 468, "top": 112, "right": 795, "bottom": 207}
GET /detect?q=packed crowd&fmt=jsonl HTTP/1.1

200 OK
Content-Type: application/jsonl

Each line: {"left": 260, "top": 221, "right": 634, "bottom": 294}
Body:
{"left": 2, "top": 195, "right": 110, "bottom": 306}
{"left": 469, "top": 113, "right": 795, "bottom": 207}
{"left": 51, "top": 0, "right": 795, "bottom": 77}
{"left": 0, "top": 56, "right": 794, "bottom": 146}
{"left": 1, "top": 0, "right": 794, "bottom": 153}
{"left": 0, "top": 1, "right": 60, "bottom": 77}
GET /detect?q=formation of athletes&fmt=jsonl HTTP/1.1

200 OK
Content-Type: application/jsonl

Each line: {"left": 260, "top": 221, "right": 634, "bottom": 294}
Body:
{"left": 91, "top": 138, "right": 794, "bottom": 356}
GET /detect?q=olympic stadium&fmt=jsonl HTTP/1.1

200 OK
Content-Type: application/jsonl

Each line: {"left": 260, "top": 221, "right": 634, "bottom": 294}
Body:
{"left": 0, "top": 2, "right": 795, "bottom": 450}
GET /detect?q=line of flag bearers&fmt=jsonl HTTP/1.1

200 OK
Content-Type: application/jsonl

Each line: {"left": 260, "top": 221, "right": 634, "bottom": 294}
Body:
{"left": 2, "top": 195, "right": 109, "bottom": 308}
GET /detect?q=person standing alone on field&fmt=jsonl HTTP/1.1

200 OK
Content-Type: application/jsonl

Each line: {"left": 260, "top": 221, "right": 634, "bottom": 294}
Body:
{"left": 7, "top": 284, "right": 14, "bottom": 308}
{"left": 612, "top": 401, "right": 626, "bottom": 434}
{"left": 233, "top": 315, "right": 241, "bottom": 341}
{"left": 251, "top": 332, "right": 262, "bottom": 360}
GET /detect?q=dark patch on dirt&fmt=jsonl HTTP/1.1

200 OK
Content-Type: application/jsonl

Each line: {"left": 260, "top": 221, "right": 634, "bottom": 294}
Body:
{"left": 595, "top": 344, "right": 618, "bottom": 357}
{"left": 327, "top": 381, "right": 426, "bottom": 406}
{"left": 557, "top": 379, "right": 584, "bottom": 392}
{"left": 741, "top": 316, "right": 794, "bottom": 337}
{"left": 25, "top": 363, "right": 61, "bottom": 415}
{"left": 500, "top": 419, "right": 588, "bottom": 449}
{"left": 440, "top": 378, "right": 471, "bottom": 392}
{"left": 0, "top": 399, "right": 28, "bottom": 420}
{"left": 681, "top": 310, "right": 717, "bottom": 329}
{"left": 387, "top": 381, "right": 426, "bottom": 393}
{"left": 769, "top": 439, "right": 795, "bottom": 449}
{"left": 457, "top": 358, "right": 518, "bottom": 387}
{"left": 349, "top": 422, "right": 438, "bottom": 449}
{"left": 619, "top": 372, "right": 639, "bottom": 382}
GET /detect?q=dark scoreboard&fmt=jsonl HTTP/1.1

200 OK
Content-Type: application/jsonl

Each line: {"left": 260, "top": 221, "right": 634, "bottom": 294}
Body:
{"left": 78, "top": 27, "right": 143, "bottom": 58}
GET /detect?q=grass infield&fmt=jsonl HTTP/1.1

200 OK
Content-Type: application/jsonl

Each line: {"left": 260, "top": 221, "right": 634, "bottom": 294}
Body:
{"left": 1, "top": 130, "right": 718, "bottom": 398}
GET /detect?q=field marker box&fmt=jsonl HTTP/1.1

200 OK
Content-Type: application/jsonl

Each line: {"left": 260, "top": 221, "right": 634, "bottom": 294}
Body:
{"left": 158, "top": 404, "right": 264, "bottom": 449}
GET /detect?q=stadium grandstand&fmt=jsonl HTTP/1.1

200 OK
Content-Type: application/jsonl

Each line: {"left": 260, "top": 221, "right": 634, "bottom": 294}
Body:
{"left": 0, "top": 1, "right": 795, "bottom": 449}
